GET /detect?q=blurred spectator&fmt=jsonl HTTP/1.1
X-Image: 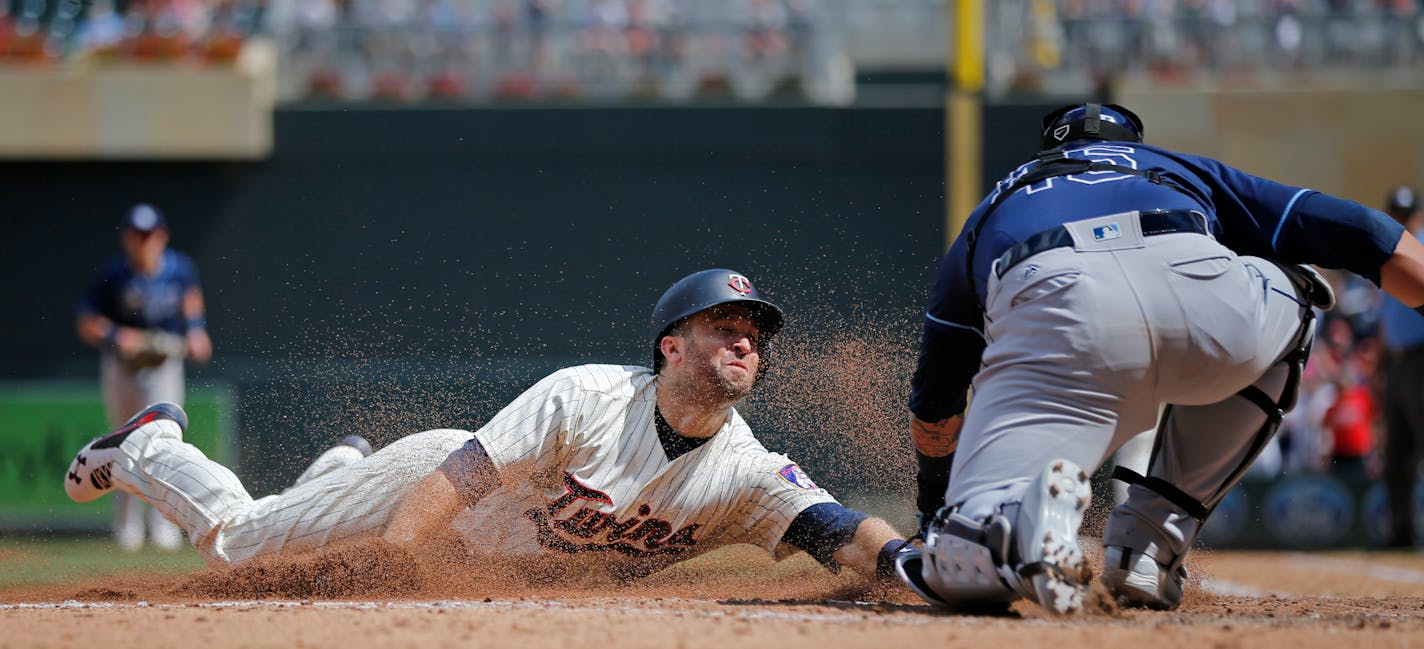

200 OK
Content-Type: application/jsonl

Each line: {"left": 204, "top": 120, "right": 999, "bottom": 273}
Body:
{"left": 1321, "top": 338, "right": 1379, "bottom": 480}
{"left": 1378, "top": 184, "right": 1424, "bottom": 549}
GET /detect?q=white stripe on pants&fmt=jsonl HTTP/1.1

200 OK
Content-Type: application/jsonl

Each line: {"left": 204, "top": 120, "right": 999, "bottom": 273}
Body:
{"left": 110, "top": 423, "right": 472, "bottom": 564}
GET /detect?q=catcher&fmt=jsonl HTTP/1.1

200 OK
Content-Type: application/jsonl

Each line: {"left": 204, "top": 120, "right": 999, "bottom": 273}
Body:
{"left": 900, "top": 103, "right": 1424, "bottom": 615}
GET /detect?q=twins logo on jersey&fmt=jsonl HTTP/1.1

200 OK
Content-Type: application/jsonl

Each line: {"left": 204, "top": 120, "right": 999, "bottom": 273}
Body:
{"left": 524, "top": 473, "right": 700, "bottom": 557}
{"left": 777, "top": 463, "right": 818, "bottom": 490}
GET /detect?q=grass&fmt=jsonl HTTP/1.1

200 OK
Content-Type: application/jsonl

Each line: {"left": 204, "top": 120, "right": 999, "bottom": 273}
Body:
{"left": 0, "top": 535, "right": 207, "bottom": 590}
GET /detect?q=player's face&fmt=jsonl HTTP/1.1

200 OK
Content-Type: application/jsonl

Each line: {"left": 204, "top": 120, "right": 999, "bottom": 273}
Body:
{"left": 679, "top": 305, "right": 763, "bottom": 401}
{"left": 121, "top": 227, "right": 169, "bottom": 273}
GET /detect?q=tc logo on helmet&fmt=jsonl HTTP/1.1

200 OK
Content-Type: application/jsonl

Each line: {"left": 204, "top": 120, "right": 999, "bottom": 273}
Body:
{"left": 727, "top": 274, "right": 752, "bottom": 295}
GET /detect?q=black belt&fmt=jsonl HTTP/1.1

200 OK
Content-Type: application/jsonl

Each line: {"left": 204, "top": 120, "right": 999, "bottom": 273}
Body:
{"left": 994, "top": 209, "right": 1210, "bottom": 278}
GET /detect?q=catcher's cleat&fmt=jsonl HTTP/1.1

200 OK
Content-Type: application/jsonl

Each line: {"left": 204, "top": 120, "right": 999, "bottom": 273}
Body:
{"left": 64, "top": 402, "right": 188, "bottom": 503}
{"left": 1009, "top": 459, "right": 1093, "bottom": 615}
{"left": 1101, "top": 545, "right": 1187, "bottom": 611}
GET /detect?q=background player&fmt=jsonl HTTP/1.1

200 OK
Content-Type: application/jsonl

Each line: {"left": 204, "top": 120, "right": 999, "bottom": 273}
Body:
{"left": 898, "top": 103, "right": 1424, "bottom": 614}
{"left": 1378, "top": 184, "right": 1424, "bottom": 549}
{"left": 75, "top": 204, "right": 213, "bottom": 552}
{"left": 65, "top": 269, "right": 910, "bottom": 583}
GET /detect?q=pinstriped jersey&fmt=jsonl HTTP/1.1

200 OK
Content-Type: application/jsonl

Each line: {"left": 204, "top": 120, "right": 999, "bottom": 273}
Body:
{"left": 453, "top": 364, "right": 837, "bottom": 572}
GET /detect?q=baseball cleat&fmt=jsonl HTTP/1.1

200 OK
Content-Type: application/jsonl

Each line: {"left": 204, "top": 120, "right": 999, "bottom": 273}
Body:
{"left": 64, "top": 402, "right": 187, "bottom": 503}
{"left": 338, "top": 435, "right": 375, "bottom": 457}
{"left": 1010, "top": 459, "right": 1093, "bottom": 615}
{"left": 1102, "top": 545, "right": 1187, "bottom": 611}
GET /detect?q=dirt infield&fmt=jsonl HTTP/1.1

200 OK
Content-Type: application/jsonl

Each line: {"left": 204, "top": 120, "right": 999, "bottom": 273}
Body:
{"left": 4, "top": 542, "right": 1423, "bottom": 649}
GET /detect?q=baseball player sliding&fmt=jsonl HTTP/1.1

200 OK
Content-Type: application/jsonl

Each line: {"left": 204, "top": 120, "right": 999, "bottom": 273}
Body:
{"left": 899, "top": 103, "right": 1424, "bottom": 615}
{"left": 65, "top": 269, "right": 911, "bottom": 582}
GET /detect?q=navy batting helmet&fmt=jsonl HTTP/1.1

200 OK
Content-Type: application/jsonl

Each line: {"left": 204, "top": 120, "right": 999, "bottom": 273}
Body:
{"left": 649, "top": 269, "right": 785, "bottom": 373}
{"left": 1040, "top": 103, "right": 1145, "bottom": 150}
{"left": 1387, "top": 185, "right": 1419, "bottom": 214}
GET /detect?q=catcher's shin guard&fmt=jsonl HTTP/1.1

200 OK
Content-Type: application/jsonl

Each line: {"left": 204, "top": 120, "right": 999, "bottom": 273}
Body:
{"left": 906, "top": 459, "right": 1093, "bottom": 615}
{"left": 908, "top": 509, "right": 1018, "bottom": 609}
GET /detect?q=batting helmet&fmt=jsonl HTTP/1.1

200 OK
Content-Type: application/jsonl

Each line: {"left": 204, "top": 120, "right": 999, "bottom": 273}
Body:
{"left": 649, "top": 269, "right": 785, "bottom": 373}
{"left": 1387, "top": 185, "right": 1419, "bottom": 214}
{"left": 1040, "top": 103, "right": 1145, "bottom": 150}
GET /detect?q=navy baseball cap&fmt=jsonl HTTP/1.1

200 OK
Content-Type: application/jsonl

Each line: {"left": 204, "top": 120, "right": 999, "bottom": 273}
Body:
{"left": 124, "top": 204, "right": 167, "bottom": 232}
{"left": 1388, "top": 185, "right": 1419, "bottom": 213}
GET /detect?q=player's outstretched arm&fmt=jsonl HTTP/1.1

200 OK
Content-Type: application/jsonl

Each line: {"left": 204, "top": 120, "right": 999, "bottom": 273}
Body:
{"left": 1381, "top": 230, "right": 1424, "bottom": 308}
{"left": 382, "top": 470, "right": 465, "bottom": 549}
{"left": 832, "top": 517, "right": 910, "bottom": 582}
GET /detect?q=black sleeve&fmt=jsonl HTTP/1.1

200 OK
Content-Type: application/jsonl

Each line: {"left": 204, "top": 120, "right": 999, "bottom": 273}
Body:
{"left": 780, "top": 502, "right": 870, "bottom": 567}
{"left": 909, "top": 320, "right": 985, "bottom": 422}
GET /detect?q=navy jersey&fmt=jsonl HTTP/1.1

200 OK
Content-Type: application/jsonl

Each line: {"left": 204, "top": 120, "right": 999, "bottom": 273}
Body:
{"left": 910, "top": 142, "right": 1406, "bottom": 422}
{"left": 77, "top": 250, "right": 202, "bottom": 335}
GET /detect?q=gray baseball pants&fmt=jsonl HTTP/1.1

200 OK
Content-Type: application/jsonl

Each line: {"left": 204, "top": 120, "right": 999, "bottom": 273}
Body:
{"left": 101, "top": 353, "right": 186, "bottom": 548}
{"left": 949, "top": 212, "right": 1309, "bottom": 569}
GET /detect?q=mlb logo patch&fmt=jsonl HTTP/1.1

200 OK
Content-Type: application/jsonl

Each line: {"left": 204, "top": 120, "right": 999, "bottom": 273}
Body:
{"left": 1092, "top": 223, "right": 1122, "bottom": 241}
{"left": 777, "top": 463, "right": 819, "bottom": 490}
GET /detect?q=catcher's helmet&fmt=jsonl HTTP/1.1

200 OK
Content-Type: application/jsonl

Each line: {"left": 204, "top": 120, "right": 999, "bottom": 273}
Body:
{"left": 1387, "top": 185, "right": 1419, "bottom": 214}
{"left": 1040, "top": 103, "right": 1145, "bottom": 150}
{"left": 650, "top": 269, "right": 785, "bottom": 373}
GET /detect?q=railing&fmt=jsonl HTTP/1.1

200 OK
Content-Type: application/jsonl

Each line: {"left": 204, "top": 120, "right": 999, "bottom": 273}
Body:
{"left": 6, "top": 0, "right": 1424, "bottom": 103}
{"left": 987, "top": 0, "right": 1424, "bottom": 94}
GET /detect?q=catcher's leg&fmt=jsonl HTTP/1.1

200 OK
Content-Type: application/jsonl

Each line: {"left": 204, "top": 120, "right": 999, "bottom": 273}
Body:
{"left": 1102, "top": 260, "right": 1323, "bottom": 610}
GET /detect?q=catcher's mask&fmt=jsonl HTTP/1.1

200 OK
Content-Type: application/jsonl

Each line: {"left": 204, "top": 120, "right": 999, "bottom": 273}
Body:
{"left": 649, "top": 269, "right": 785, "bottom": 373}
{"left": 1040, "top": 103, "right": 1145, "bottom": 150}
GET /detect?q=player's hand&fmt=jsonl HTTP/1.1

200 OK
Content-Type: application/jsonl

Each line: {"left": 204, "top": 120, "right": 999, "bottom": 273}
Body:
{"left": 112, "top": 327, "right": 147, "bottom": 359}
{"left": 186, "top": 329, "right": 212, "bottom": 364}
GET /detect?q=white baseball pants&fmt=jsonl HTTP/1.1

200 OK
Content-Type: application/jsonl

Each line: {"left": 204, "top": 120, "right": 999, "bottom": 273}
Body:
{"left": 109, "top": 421, "right": 472, "bottom": 564}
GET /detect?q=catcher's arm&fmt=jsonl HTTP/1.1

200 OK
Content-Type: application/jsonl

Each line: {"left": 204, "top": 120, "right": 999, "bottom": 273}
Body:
{"left": 1382, "top": 229, "right": 1424, "bottom": 308}
{"left": 912, "top": 414, "right": 962, "bottom": 526}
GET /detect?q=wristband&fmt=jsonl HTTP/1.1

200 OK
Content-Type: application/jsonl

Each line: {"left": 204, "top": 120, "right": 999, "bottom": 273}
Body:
{"left": 876, "top": 539, "right": 916, "bottom": 580}
{"left": 103, "top": 326, "right": 120, "bottom": 348}
{"left": 186, "top": 316, "right": 206, "bottom": 331}
{"left": 915, "top": 451, "right": 954, "bottom": 516}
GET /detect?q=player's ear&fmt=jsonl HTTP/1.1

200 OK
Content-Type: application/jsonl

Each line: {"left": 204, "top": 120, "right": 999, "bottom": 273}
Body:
{"left": 659, "top": 334, "right": 684, "bottom": 368}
